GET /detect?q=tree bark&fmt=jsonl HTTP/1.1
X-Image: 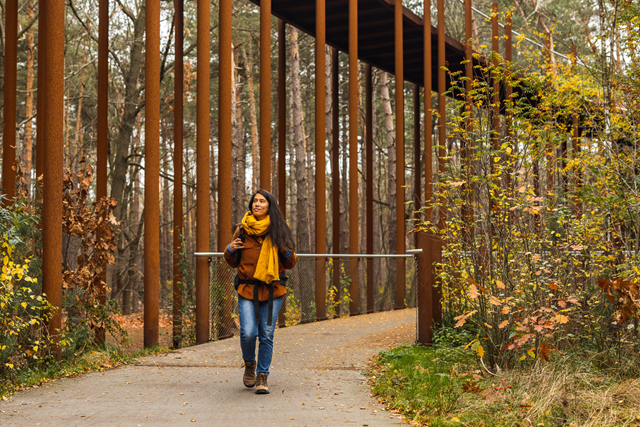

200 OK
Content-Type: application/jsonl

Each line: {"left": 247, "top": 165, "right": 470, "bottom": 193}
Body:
{"left": 242, "top": 45, "right": 259, "bottom": 191}
{"left": 24, "top": 1, "right": 36, "bottom": 190}
{"left": 290, "top": 27, "right": 311, "bottom": 253}
{"left": 381, "top": 72, "right": 397, "bottom": 304}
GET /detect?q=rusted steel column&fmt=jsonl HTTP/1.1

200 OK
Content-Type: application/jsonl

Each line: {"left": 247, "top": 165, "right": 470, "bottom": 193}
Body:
{"left": 331, "top": 48, "right": 341, "bottom": 312}
{"left": 218, "top": 0, "right": 233, "bottom": 338}
{"left": 315, "top": 0, "right": 327, "bottom": 321}
{"left": 36, "top": 3, "right": 47, "bottom": 180}
{"left": 395, "top": 0, "right": 406, "bottom": 310}
{"left": 413, "top": 84, "right": 420, "bottom": 209}
{"left": 260, "top": 0, "right": 272, "bottom": 190}
{"left": 277, "top": 20, "right": 287, "bottom": 327}
{"left": 173, "top": 0, "right": 184, "bottom": 348}
{"left": 43, "top": 0, "right": 64, "bottom": 360}
{"left": 434, "top": 0, "right": 446, "bottom": 324}
{"left": 348, "top": 0, "right": 359, "bottom": 315}
{"left": 95, "top": 0, "right": 109, "bottom": 345}
{"left": 2, "top": 0, "right": 17, "bottom": 203}
{"left": 366, "top": 64, "right": 374, "bottom": 314}
{"left": 278, "top": 20, "right": 286, "bottom": 216}
{"left": 144, "top": 0, "right": 161, "bottom": 348}
{"left": 195, "top": 0, "right": 211, "bottom": 345}
{"left": 418, "top": 0, "right": 434, "bottom": 345}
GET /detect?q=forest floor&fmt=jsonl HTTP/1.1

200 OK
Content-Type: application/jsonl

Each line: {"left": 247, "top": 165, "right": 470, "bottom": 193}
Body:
{"left": 106, "top": 312, "right": 174, "bottom": 354}
{"left": 1, "top": 308, "right": 415, "bottom": 426}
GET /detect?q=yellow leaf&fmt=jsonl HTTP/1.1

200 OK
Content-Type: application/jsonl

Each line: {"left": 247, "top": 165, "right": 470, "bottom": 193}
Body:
{"left": 21, "top": 302, "right": 27, "bottom": 309}
{"left": 518, "top": 354, "right": 526, "bottom": 361}
{"left": 33, "top": 346, "right": 39, "bottom": 352}
{"left": 555, "top": 314, "right": 569, "bottom": 324}
{"left": 476, "top": 345, "right": 485, "bottom": 358}
{"left": 528, "top": 348, "right": 536, "bottom": 358}
{"left": 5, "top": 363, "right": 14, "bottom": 369}
{"left": 498, "top": 320, "right": 509, "bottom": 329}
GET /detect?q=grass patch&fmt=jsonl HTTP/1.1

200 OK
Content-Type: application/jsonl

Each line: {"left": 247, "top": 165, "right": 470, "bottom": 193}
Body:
{"left": 0, "top": 344, "right": 172, "bottom": 399}
{"left": 368, "top": 344, "right": 640, "bottom": 426}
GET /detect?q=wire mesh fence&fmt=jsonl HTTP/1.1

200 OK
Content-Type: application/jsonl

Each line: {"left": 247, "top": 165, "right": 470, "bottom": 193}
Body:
{"left": 207, "top": 255, "right": 418, "bottom": 342}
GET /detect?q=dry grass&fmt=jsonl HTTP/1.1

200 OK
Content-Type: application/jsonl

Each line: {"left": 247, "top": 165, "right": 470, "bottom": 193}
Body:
{"left": 454, "top": 358, "right": 640, "bottom": 426}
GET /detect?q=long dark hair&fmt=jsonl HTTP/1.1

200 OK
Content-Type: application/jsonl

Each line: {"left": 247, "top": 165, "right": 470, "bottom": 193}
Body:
{"left": 248, "top": 189, "right": 295, "bottom": 252}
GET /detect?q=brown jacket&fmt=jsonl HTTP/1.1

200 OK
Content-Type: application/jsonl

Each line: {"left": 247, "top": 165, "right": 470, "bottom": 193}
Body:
{"left": 223, "top": 227, "right": 298, "bottom": 301}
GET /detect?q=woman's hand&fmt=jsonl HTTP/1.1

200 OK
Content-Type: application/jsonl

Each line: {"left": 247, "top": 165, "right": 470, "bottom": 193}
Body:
{"left": 229, "top": 238, "right": 244, "bottom": 251}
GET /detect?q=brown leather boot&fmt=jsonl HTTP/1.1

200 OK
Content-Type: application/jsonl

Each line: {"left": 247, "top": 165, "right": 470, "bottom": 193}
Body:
{"left": 255, "top": 373, "right": 270, "bottom": 394}
{"left": 243, "top": 361, "right": 257, "bottom": 388}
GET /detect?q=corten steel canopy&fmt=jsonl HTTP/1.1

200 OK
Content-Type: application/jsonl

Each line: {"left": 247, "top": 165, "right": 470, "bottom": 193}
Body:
{"left": 252, "top": 0, "right": 472, "bottom": 92}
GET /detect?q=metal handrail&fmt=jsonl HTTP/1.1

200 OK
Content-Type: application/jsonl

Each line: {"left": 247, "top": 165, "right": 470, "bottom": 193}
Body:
{"left": 194, "top": 248, "right": 423, "bottom": 258}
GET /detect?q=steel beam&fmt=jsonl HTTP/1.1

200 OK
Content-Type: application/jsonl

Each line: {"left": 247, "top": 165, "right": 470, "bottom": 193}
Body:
{"left": 218, "top": 0, "right": 233, "bottom": 339}
{"left": 315, "top": 0, "right": 327, "bottom": 321}
{"left": 144, "top": 0, "right": 161, "bottom": 348}
{"left": 366, "top": 64, "right": 374, "bottom": 314}
{"left": 348, "top": 0, "right": 359, "bottom": 315}
{"left": 43, "top": 0, "right": 64, "bottom": 360}
{"left": 260, "top": 0, "right": 272, "bottom": 190}
{"left": 417, "top": 0, "right": 434, "bottom": 345}
{"left": 395, "top": 0, "right": 406, "bottom": 310}
{"left": 434, "top": 0, "right": 445, "bottom": 324}
{"left": 195, "top": 0, "right": 211, "bottom": 345}
{"left": 95, "top": 0, "right": 109, "bottom": 345}
{"left": 331, "top": 47, "right": 341, "bottom": 312}
{"left": 173, "top": 0, "right": 184, "bottom": 348}
{"left": 2, "top": 0, "right": 17, "bottom": 204}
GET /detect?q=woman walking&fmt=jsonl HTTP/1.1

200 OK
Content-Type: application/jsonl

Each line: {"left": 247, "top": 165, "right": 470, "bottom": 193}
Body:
{"left": 224, "top": 189, "right": 297, "bottom": 394}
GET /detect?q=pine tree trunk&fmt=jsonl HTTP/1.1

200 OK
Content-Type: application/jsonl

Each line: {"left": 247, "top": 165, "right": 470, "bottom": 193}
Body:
{"left": 24, "top": 2, "right": 36, "bottom": 190}
{"left": 291, "top": 28, "right": 311, "bottom": 253}
{"left": 242, "top": 46, "right": 259, "bottom": 191}
{"left": 381, "top": 72, "right": 397, "bottom": 307}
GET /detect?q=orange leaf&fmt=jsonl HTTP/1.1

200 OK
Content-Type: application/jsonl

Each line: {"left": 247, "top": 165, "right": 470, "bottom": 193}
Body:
{"left": 468, "top": 285, "right": 479, "bottom": 299}
{"left": 498, "top": 320, "right": 509, "bottom": 329}
{"left": 549, "top": 283, "right": 559, "bottom": 291}
{"left": 539, "top": 343, "right": 550, "bottom": 362}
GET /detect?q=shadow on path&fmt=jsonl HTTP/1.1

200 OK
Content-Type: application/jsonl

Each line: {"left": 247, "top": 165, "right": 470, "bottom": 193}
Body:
{"left": 1, "top": 309, "right": 415, "bottom": 427}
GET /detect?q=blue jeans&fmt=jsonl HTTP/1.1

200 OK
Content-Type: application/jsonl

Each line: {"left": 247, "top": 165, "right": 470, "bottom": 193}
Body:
{"left": 238, "top": 294, "right": 284, "bottom": 375}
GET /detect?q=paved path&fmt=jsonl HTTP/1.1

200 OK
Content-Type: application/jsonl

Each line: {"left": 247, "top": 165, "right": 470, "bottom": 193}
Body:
{"left": 1, "top": 309, "right": 415, "bottom": 427}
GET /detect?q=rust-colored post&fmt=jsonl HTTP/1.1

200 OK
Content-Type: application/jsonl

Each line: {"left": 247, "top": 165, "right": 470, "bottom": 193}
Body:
{"left": 366, "top": 64, "right": 374, "bottom": 314}
{"left": 315, "top": 0, "right": 327, "bottom": 321}
{"left": 418, "top": 0, "right": 434, "bottom": 344}
{"left": 348, "top": 0, "right": 359, "bottom": 315}
{"left": 195, "top": 0, "right": 211, "bottom": 345}
{"left": 278, "top": 20, "right": 287, "bottom": 216}
{"left": 36, "top": 2, "right": 47, "bottom": 180}
{"left": 43, "top": 0, "right": 64, "bottom": 360}
{"left": 218, "top": 0, "right": 232, "bottom": 272}
{"left": 2, "top": 0, "right": 17, "bottom": 203}
{"left": 144, "top": 0, "right": 161, "bottom": 348}
{"left": 395, "top": 0, "right": 406, "bottom": 310}
{"left": 277, "top": 20, "right": 287, "bottom": 327}
{"left": 413, "top": 84, "right": 420, "bottom": 210}
{"left": 331, "top": 47, "right": 341, "bottom": 313}
{"left": 173, "top": 0, "right": 184, "bottom": 348}
{"left": 95, "top": 0, "right": 109, "bottom": 345}
{"left": 260, "top": 0, "right": 272, "bottom": 190}
{"left": 434, "top": 0, "right": 446, "bottom": 324}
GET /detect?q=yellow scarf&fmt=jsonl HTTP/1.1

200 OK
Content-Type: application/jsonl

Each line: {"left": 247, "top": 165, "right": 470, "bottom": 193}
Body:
{"left": 241, "top": 211, "right": 280, "bottom": 284}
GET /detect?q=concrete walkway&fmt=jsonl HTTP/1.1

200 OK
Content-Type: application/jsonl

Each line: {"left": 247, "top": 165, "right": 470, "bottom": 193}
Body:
{"left": 1, "top": 309, "right": 415, "bottom": 427}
